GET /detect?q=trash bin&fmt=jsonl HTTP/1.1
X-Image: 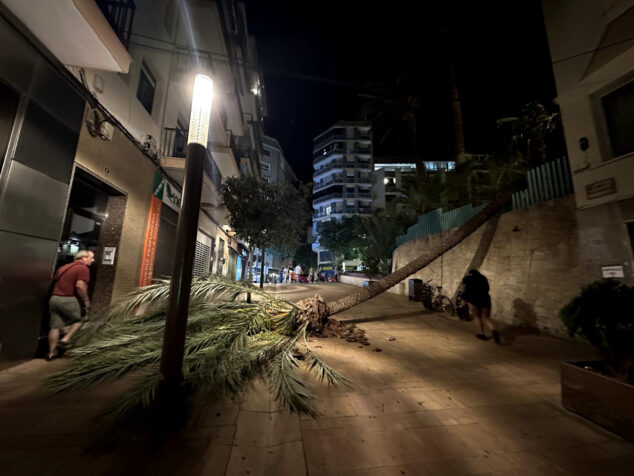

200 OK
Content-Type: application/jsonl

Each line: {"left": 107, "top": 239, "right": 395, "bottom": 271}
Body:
{"left": 408, "top": 278, "right": 422, "bottom": 301}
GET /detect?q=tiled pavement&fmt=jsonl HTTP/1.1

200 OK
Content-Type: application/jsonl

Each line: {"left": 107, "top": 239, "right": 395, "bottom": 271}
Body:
{"left": 1, "top": 283, "right": 632, "bottom": 475}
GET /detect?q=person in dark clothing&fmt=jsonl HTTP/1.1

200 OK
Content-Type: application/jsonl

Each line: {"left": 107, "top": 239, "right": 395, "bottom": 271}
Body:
{"left": 461, "top": 269, "right": 501, "bottom": 344}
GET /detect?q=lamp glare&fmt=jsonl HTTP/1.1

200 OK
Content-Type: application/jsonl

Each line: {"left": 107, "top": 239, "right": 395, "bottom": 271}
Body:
{"left": 188, "top": 74, "right": 213, "bottom": 146}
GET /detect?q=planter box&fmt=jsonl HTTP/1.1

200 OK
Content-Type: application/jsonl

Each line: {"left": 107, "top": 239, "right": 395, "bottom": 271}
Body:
{"left": 561, "top": 361, "right": 634, "bottom": 442}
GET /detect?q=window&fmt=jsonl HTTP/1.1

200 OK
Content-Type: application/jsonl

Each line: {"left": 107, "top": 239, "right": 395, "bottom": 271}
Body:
{"left": 602, "top": 80, "right": 634, "bottom": 158}
{"left": 137, "top": 63, "right": 155, "bottom": 114}
{"left": 263, "top": 148, "right": 271, "bottom": 156}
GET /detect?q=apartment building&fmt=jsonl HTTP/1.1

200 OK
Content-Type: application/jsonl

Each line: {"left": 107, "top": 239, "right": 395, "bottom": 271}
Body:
{"left": 251, "top": 135, "right": 297, "bottom": 282}
{"left": 0, "top": 0, "right": 265, "bottom": 360}
{"left": 542, "top": 0, "right": 634, "bottom": 284}
{"left": 312, "top": 121, "right": 372, "bottom": 271}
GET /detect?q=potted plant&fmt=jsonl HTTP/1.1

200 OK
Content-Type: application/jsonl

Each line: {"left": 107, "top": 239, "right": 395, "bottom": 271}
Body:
{"left": 559, "top": 279, "right": 634, "bottom": 442}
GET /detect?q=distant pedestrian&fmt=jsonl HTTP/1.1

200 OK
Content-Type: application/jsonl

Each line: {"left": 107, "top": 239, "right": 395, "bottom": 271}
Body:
{"left": 460, "top": 269, "right": 500, "bottom": 344}
{"left": 294, "top": 264, "right": 302, "bottom": 282}
{"left": 282, "top": 266, "right": 289, "bottom": 284}
{"left": 47, "top": 250, "right": 95, "bottom": 360}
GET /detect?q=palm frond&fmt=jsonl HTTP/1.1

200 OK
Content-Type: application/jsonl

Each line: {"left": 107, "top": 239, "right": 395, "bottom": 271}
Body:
{"left": 45, "top": 275, "right": 348, "bottom": 422}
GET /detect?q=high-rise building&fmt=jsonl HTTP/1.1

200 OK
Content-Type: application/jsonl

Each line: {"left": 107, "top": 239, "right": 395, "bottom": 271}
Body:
{"left": 312, "top": 121, "right": 372, "bottom": 272}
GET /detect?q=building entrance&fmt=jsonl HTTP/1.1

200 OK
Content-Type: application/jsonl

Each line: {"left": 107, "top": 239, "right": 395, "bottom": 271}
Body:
{"left": 56, "top": 167, "right": 126, "bottom": 312}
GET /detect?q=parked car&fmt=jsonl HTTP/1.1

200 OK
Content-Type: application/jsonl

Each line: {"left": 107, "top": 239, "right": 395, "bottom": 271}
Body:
{"left": 297, "top": 274, "right": 309, "bottom": 283}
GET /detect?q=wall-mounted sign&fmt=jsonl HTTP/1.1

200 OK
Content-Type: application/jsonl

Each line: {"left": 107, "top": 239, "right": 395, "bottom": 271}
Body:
{"left": 586, "top": 178, "right": 616, "bottom": 200}
{"left": 601, "top": 265, "right": 624, "bottom": 278}
{"left": 102, "top": 247, "right": 116, "bottom": 265}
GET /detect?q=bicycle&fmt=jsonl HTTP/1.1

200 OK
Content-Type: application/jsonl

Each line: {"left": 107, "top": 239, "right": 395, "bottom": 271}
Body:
{"left": 421, "top": 279, "right": 456, "bottom": 316}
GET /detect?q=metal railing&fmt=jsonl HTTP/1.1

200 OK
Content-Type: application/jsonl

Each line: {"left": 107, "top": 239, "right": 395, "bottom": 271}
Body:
{"left": 314, "top": 175, "right": 372, "bottom": 191}
{"left": 313, "top": 192, "right": 344, "bottom": 204}
{"left": 96, "top": 0, "right": 136, "bottom": 49}
{"left": 512, "top": 157, "right": 573, "bottom": 210}
{"left": 313, "top": 146, "right": 346, "bottom": 163}
{"left": 160, "top": 127, "right": 187, "bottom": 158}
{"left": 313, "top": 160, "right": 346, "bottom": 177}
{"left": 313, "top": 134, "right": 346, "bottom": 152}
{"left": 313, "top": 205, "right": 373, "bottom": 218}
{"left": 395, "top": 202, "right": 488, "bottom": 248}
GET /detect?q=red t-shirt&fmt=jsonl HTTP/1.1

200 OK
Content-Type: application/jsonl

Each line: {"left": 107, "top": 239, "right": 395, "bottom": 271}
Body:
{"left": 52, "top": 261, "right": 90, "bottom": 297}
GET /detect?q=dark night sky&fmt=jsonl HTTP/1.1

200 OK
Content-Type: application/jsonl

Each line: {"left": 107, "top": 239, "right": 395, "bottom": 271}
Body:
{"left": 243, "top": 0, "right": 557, "bottom": 183}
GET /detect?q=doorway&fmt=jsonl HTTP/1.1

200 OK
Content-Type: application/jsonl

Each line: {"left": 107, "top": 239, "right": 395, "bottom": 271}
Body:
{"left": 57, "top": 168, "right": 126, "bottom": 312}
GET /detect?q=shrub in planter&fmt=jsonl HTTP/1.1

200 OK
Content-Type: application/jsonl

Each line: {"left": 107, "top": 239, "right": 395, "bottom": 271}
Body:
{"left": 559, "top": 279, "right": 634, "bottom": 380}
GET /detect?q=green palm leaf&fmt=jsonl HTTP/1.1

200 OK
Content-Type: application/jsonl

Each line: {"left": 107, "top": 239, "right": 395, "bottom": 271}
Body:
{"left": 45, "top": 275, "right": 347, "bottom": 420}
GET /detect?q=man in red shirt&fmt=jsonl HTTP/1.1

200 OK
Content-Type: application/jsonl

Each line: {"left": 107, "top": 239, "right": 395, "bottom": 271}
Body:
{"left": 47, "top": 250, "right": 94, "bottom": 360}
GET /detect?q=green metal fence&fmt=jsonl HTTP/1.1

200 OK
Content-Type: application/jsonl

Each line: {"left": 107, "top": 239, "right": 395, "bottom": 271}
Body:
{"left": 394, "top": 157, "right": 574, "bottom": 248}
{"left": 511, "top": 157, "right": 573, "bottom": 210}
{"left": 395, "top": 202, "right": 488, "bottom": 248}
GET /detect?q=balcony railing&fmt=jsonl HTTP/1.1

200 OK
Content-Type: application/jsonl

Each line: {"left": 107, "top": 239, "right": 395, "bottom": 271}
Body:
{"left": 313, "top": 175, "right": 372, "bottom": 192}
{"left": 313, "top": 192, "right": 344, "bottom": 204}
{"left": 313, "top": 146, "right": 346, "bottom": 164}
{"left": 313, "top": 134, "right": 346, "bottom": 152}
{"left": 96, "top": 0, "right": 136, "bottom": 49}
{"left": 313, "top": 160, "right": 345, "bottom": 177}
{"left": 313, "top": 205, "right": 373, "bottom": 218}
{"left": 161, "top": 127, "right": 187, "bottom": 158}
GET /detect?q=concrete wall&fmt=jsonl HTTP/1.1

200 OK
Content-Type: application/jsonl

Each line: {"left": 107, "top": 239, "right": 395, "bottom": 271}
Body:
{"left": 542, "top": 0, "right": 634, "bottom": 209}
{"left": 391, "top": 196, "right": 590, "bottom": 336}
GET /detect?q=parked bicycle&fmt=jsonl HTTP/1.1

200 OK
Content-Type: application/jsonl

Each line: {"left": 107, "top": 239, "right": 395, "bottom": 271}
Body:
{"left": 421, "top": 279, "right": 456, "bottom": 316}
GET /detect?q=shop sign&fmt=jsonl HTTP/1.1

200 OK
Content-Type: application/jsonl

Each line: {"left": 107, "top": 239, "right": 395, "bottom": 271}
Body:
{"left": 586, "top": 178, "right": 616, "bottom": 200}
{"left": 601, "top": 265, "right": 624, "bottom": 278}
{"left": 139, "top": 193, "right": 163, "bottom": 286}
{"left": 152, "top": 171, "right": 182, "bottom": 212}
{"left": 163, "top": 181, "right": 182, "bottom": 212}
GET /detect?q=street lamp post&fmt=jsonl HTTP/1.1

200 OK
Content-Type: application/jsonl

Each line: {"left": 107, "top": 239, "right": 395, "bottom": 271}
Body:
{"left": 160, "top": 74, "right": 213, "bottom": 391}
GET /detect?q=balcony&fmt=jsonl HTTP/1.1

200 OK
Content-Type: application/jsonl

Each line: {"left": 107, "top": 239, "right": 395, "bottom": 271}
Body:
{"left": 313, "top": 134, "right": 346, "bottom": 152}
{"left": 3, "top": 0, "right": 133, "bottom": 72}
{"left": 95, "top": 0, "right": 135, "bottom": 49}
{"left": 313, "top": 175, "right": 372, "bottom": 192}
{"left": 313, "top": 192, "right": 344, "bottom": 205}
{"left": 313, "top": 160, "right": 346, "bottom": 178}
{"left": 313, "top": 145, "right": 346, "bottom": 164}
{"left": 313, "top": 205, "right": 372, "bottom": 219}
{"left": 160, "top": 127, "right": 187, "bottom": 158}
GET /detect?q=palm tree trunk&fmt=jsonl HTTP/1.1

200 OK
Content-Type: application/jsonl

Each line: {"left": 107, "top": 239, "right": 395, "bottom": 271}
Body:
{"left": 259, "top": 248, "right": 266, "bottom": 289}
{"left": 450, "top": 63, "right": 466, "bottom": 164}
{"left": 326, "top": 191, "right": 511, "bottom": 316}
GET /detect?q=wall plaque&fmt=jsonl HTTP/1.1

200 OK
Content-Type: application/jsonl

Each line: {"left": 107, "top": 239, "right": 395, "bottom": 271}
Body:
{"left": 586, "top": 178, "right": 616, "bottom": 200}
{"left": 601, "top": 265, "right": 624, "bottom": 278}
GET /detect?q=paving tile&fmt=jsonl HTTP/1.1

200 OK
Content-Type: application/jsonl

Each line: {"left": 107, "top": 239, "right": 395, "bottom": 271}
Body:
{"left": 195, "top": 402, "right": 240, "bottom": 428}
{"left": 2, "top": 285, "right": 633, "bottom": 476}
{"left": 225, "top": 441, "right": 306, "bottom": 476}
{"left": 233, "top": 410, "right": 301, "bottom": 446}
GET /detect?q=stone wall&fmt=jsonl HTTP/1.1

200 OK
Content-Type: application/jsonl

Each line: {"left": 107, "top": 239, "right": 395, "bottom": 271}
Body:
{"left": 391, "top": 196, "right": 589, "bottom": 335}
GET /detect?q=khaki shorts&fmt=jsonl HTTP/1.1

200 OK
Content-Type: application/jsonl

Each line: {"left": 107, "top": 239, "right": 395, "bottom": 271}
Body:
{"left": 49, "top": 296, "right": 82, "bottom": 329}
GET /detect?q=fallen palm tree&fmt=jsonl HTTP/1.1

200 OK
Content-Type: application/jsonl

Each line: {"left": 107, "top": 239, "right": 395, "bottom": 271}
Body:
{"left": 47, "top": 192, "right": 511, "bottom": 419}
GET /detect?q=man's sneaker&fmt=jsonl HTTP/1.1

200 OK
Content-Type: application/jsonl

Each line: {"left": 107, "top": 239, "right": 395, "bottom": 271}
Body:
{"left": 492, "top": 330, "right": 501, "bottom": 345}
{"left": 475, "top": 333, "right": 489, "bottom": 341}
